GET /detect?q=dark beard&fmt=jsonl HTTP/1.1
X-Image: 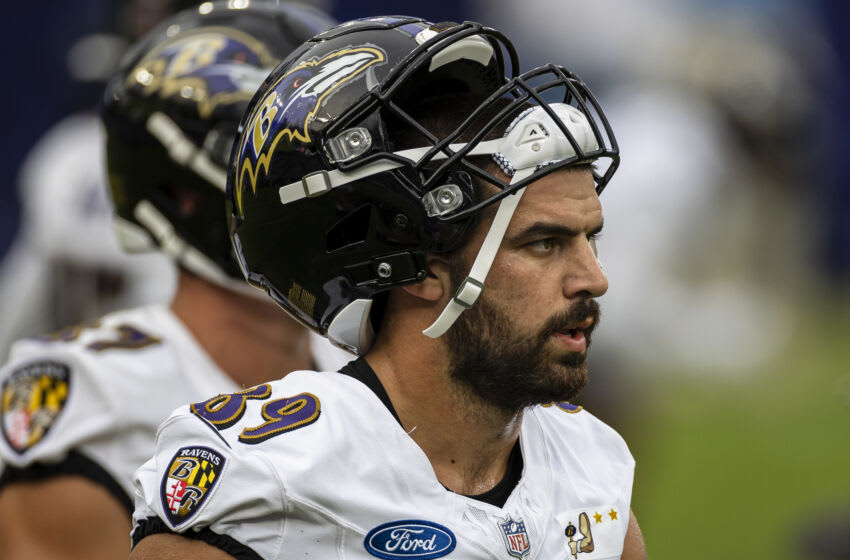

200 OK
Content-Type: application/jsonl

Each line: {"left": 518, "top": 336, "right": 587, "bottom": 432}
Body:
{"left": 444, "top": 285, "right": 600, "bottom": 414}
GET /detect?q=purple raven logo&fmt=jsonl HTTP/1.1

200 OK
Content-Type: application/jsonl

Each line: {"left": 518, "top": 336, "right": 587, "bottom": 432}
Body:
{"left": 273, "top": 47, "right": 386, "bottom": 144}
{"left": 126, "top": 27, "right": 279, "bottom": 118}
{"left": 235, "top": 46, "right": 386, "bottom": 215}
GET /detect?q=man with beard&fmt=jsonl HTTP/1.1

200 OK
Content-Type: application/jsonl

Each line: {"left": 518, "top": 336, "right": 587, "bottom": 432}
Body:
{"left": 130, "top": 16, "right": 646, "bottom": 560}
{"left": 443, "top": 226, "right": 601, "bottom": 413}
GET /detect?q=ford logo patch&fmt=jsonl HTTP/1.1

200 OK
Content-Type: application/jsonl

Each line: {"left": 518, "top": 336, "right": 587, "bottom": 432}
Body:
{"left": 364, "top": 519, "right": 457, "bottom": 559}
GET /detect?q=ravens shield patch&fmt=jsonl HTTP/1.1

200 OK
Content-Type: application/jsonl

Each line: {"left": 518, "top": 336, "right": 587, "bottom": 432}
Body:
{"left": 160, "top": 446, "right": 225, "bottom": 526}
{"left": 1, "top": 361, "right": 70, "bottom": 454}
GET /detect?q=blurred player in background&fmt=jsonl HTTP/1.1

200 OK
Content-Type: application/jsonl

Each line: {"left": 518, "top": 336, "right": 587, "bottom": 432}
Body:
{"left": 0, "top": 109, "right": 177, "bottom": 360}
{"left": 0, "top": 3, "right": 348, "bottom": 559}
{"left": 0, "top": 0, "right": 195, "bottom": 360}
{"left": 131, "top": 16, "right": 646, "bottom": 559}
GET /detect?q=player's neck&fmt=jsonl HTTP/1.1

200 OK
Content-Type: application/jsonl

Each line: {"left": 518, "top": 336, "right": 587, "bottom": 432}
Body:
{"left": 366, "top": 330, "right": 522, "bottom": 496}
{"left": 169, "top": 270, "right": 313, "bottom": 388}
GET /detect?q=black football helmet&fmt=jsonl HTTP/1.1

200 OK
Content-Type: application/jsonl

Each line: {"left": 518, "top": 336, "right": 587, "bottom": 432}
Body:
{"left": 101, "top": 0, "right": 336, "bottom": 289}
{"left": 228, "top": 16, "right": 619, "bottom": 353}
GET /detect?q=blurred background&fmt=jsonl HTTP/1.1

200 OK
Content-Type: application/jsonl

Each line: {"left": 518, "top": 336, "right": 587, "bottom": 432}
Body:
{"left": 0, "top": 0, "right": 847, "bottom": 557}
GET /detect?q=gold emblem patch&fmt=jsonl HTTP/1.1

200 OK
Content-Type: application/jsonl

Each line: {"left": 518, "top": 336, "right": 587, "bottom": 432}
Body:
{"left": 557, "top": 506, "right": 625, "bottom": 558}
{"left": 1, "top": 361, "right": 70, "bottom": 454}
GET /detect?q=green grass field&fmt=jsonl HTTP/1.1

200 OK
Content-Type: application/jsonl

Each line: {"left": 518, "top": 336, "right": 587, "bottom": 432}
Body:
{"left": 627, "top": 305, "right": 850, "bottom": 559}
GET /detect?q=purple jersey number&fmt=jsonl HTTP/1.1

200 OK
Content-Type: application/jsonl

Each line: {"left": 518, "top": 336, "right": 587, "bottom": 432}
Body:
{"left": 191, "top": 385, "right": 272, "bottom": 429}
{"left": 191, "top": 386, "right": 320, "bottom": 443}
{"left": 238, "top": 393, "right": 321, "bottom": 444}
{"left": 32, "top": 322, "right": 161, "bottom": 352}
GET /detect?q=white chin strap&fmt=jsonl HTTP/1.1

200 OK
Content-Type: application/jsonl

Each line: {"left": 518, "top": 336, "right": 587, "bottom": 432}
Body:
{"left": 422, "top": 168, "right": 533, "bottom": 338}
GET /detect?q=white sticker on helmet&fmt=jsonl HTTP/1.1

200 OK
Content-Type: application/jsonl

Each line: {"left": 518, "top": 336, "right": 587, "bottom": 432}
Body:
{"left": 493, "top": 104, "right": 598, "bottom": 176}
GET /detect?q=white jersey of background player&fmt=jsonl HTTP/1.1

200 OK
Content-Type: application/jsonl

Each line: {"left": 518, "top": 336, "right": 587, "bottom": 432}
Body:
{"left": 0, "top": 305, "right": 346, "bottom": 502}
{"left": 0, "top": 113, "right": 176, "bottom": 360}
{"left": 131, "top": 16, "right": 646, "bottom": 560}
{"left": 0, "top": 3, "right": 345, "bottom": 560}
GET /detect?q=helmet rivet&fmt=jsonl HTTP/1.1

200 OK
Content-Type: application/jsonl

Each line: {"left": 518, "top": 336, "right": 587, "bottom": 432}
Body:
{"left": 422, "top": 184, "right": 463, "bottom": 217}
{"left": 438, "top": 188, "right": 456, "bottom": 206}
{"left": 326, "top": 127, "right": 372, "bottom": 163}
{"left": 531, "top": 143, "right": 541, "bottom": 152}
{"left": 377, "top": 263, "right": 392, "bottom": 278}
{"left": 393, "top": 214, "right": 409, "bottom": 229}
{"left": 346, "top": 131, "right": 363, "bottom": 147}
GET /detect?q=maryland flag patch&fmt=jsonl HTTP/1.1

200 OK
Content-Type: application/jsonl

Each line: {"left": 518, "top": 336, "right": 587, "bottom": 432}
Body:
{"left": 160, "top": 446, "right": 225, "bottom": 526}
{"left": 1, "top": 361, "right": 70, "bottom": 454}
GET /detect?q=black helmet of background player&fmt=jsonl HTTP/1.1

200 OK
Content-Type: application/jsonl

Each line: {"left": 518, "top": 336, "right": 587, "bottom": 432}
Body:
{"left": 101, "top": 0, "right": 336, "bottom": 290}
{"left": 228, "top": 16, "right": 619, "bottom": 354}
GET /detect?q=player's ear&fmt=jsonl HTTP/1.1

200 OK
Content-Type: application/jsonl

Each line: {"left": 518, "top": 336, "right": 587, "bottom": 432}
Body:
{"left": 401, "top": 254, "right": 450, "bottom": 303}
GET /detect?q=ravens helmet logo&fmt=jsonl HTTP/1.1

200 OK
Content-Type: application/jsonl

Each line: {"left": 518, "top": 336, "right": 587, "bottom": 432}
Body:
{"left": 235, "top": 46, "right": 386, "bottom": 215}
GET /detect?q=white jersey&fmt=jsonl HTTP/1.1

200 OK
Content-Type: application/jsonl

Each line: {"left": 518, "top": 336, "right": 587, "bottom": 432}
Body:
{"left": 0, "top": 304, "right": 352, "bottom": 510}
{"left": 133, "top": 366, "right": 634, "bottom": 560}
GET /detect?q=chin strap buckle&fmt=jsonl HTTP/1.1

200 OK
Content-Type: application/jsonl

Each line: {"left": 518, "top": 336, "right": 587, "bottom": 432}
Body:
{"left": 453, "top": 278, "right": 484, "bottom": 309}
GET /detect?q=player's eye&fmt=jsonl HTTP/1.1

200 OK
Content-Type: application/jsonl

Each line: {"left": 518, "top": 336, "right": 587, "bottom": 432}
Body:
{"left": 528, "top": 238, "right": 556, "bottom": 252}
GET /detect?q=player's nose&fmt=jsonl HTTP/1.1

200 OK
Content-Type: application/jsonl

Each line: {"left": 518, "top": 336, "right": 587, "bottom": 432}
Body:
{"left": 563, "top": 237, "right": 608, "bottom": 299}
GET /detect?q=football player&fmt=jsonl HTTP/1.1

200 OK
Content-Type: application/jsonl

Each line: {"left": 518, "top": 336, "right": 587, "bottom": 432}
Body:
{"left": 131, "top": 16, "right": 647, "bottom": 560}
{"left": 0, "top": 3, "right": 349, "bottom": 559}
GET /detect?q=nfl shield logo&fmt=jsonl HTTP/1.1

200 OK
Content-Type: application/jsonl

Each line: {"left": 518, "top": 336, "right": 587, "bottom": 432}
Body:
{"left": 499, "top": 516, "right": 531, "bottom": 558}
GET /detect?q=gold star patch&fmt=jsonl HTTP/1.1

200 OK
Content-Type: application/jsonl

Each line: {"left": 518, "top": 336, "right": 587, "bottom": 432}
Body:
{"left": 608, "top": 508, "right": 618, "bottom": 521}
{"left": 593, "top": 512, "right": 603, "bottom": 523}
